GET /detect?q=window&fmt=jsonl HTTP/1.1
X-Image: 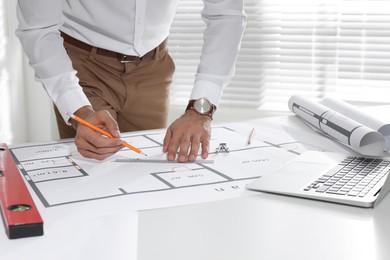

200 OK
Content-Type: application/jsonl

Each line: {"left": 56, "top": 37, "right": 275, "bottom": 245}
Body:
{"left": 0, "top": 0, "right": 12, "bottom": 143}
{"left": 168, "top": 0, "right": 390, "bottom": 111}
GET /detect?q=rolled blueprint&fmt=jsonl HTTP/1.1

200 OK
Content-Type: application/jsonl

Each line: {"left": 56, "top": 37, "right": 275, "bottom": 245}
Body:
{"left": 320, "top": 97, "right": 390, "bottom": 151}
{"left": 288, "top": 95, "right": 385, "bottom": 156}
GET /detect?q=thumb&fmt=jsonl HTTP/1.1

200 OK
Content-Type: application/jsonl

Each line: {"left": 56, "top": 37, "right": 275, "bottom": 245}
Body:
{"left": 106, "top": 121, "right": 120, "bottom": 138}
{"left": 97, "top": 111, "right": 121, "bottom": 138}
{"left": 110, "top": 128, "right": 121, "bottom": 138}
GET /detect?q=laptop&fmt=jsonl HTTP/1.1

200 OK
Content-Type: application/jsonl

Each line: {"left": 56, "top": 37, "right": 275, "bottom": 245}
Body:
{"left": 246, "top": 151, "right": 390, "bottom": 208}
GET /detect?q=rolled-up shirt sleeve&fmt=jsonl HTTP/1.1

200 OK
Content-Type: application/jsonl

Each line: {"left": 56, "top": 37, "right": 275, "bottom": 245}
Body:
{"left": 191, "top": 0, "right": 247, "bottom": 107}
{"left": 15, "top": 0, "right": 91, "bottom": 123}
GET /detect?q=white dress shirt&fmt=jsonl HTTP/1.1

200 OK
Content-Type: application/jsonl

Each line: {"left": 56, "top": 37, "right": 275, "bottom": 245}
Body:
{"left": 16, "top": 0, "right": 246, "bottom": 122}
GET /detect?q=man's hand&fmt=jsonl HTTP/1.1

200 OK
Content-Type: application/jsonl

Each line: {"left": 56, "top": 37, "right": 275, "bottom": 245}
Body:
{"left": 163, "top": 110, "right": 212, "bottom": 162}
{"left": 71, "top": 106, "right": 123, "bottom": 160}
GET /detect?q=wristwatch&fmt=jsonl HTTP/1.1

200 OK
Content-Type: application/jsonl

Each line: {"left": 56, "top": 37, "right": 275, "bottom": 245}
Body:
{"left": 186, "top": 98, "right": 217, "bottom": 119}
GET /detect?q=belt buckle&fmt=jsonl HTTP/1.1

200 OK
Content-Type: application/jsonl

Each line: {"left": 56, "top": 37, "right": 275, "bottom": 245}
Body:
{"left": 119, "top": 54, "right": 140, "bottom": 63}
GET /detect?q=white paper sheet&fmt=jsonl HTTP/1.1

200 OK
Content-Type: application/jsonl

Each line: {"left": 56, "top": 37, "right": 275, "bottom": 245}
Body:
{"left": 9, "top": 127, "right": 295, "bottom": 220}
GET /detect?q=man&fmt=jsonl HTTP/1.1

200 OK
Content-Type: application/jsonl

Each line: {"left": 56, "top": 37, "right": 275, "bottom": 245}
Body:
{"left": 16, "top": 0, "right": 246, "bottom": 162}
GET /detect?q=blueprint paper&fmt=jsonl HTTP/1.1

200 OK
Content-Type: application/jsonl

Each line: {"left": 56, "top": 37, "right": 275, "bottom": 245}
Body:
{"left": 9, "top": 126, "right": 296, "bottom": 221}
{"left": 320, "top": 96, "right": 390, "bottom": 151}
{"left": 288, "top": 95, "right": 385, "bottom": 156}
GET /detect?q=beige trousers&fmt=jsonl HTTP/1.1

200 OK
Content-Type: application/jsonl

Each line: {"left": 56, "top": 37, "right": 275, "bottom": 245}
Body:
{"left": 55, "top": 39, "right": 175, "bottom": 139}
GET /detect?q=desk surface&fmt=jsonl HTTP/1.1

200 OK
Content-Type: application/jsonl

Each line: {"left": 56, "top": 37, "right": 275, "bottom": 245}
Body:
{"left": 2, "top": 115, "right": 390, "bottom": 260}
{"left": 2, "top": 191, "right": 390, "bottom": 260}
{"left": 138, "top": 193, "right": 390, "bottom": 260}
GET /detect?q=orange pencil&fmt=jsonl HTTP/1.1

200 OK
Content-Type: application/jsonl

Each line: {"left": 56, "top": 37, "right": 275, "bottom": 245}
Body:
{"left": 67, "top": 113, "right": 146, "bottom": 156}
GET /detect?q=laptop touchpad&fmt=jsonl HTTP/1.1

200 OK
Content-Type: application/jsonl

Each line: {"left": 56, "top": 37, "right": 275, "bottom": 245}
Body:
{"left": 276, "top": 161, "right": 331, "bottom": 176}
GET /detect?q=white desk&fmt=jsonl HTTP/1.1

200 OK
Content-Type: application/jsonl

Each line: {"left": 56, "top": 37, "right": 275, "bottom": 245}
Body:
{"left": 2, "top": 114, "right": 390, "bottom": 260}
{"left": 138, "top": 192, "right": 390, "bottom": 260}
{"left": 2, "top": 190, "right": 389, "bottom": 260}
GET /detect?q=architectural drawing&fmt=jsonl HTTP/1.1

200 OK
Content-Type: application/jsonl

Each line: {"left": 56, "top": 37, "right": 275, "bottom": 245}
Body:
{"left": 11, "top": 127, "right": 297, "bottom": 209}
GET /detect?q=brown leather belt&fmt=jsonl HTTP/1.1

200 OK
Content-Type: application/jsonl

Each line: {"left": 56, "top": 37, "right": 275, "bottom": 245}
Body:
{"left": 60, "top": 32, "right": 167, "bottom": 63}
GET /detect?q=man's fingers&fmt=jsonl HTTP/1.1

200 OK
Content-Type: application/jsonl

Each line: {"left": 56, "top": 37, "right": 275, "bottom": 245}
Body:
{"left": 163, "top": 112, "right": 212, "bottom": 162}
{"left": 177, "top": 134, "right": 192, "bottom": 162}
{"left": 188, "top": 136, "right": 201, "bottom": 162}
{"left": 78, "top": 149, "right": 117, "bottom": 161}
{"left": 164, "top": 128, "right": 181, "bottom": 161}
{"left": 75, "top": 125, "right": 122, "bottom": 160}
{"left": 97, "top": 112, "right": 120, "bottom": 138}
{"left": 163, "top": 127, "right": 173, "bottom": 153}
{"left": 200, "top": 136, "right": 210, "bottom": 159}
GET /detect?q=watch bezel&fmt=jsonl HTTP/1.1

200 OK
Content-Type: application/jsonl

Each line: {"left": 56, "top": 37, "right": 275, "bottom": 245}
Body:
{"left": 193, "top": 98, "right": 212, "bottom": 114}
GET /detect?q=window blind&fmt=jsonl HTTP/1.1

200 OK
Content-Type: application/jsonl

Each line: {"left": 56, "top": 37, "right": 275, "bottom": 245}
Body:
{"left": 168, "top": 0, "right": 390, "bottom": 112}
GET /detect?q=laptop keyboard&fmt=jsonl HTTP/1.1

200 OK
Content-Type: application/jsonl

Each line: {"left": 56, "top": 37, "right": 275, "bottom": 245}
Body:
{"left": 304, "top": 156, "right": 390, "bottom": 197}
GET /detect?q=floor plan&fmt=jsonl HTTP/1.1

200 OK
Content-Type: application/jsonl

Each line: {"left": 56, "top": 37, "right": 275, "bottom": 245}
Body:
{"left": 11, "top": 126, "right": 296, "bottom": 209}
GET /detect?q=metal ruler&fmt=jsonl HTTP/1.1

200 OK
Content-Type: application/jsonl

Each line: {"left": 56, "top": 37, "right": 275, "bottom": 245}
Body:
{"left": 113, "top": 158, "right": 214, "bottom": 164}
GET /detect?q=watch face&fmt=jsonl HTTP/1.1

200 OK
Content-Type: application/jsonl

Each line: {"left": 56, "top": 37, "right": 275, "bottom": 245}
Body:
{"left": 194, "top": 98, "right": 211, "bottom": 114}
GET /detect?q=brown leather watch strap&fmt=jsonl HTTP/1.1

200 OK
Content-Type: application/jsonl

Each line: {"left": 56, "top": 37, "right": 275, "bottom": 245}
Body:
{"left": 185, "top": 99, "right": 216, "bottom": 119}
